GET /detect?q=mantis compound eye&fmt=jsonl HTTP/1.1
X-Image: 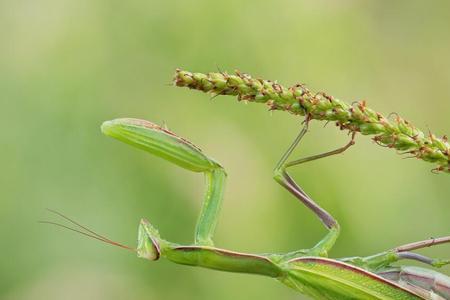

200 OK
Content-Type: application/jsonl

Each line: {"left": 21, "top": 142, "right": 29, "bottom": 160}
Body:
{"left": 101, "top": 118, "right": 222, "bottom": 173}
{"left": 137, "top": 219, "right": 161, "bottom": 261}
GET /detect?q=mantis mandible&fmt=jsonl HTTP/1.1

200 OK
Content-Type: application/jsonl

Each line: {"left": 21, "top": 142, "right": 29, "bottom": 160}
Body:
{"left": 46, "top": 70, "right": 450, "bottom": 299}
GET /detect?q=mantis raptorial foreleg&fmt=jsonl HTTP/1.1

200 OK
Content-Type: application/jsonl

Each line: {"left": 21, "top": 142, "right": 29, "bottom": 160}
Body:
{"left": 273, "top": 121, "right": 356, "bottom": 257}
{"left": 101, "top": 118, "right": 226, "bottom": 247}
{"left": 195, "top": 168, "right": 226, "bottom": 246}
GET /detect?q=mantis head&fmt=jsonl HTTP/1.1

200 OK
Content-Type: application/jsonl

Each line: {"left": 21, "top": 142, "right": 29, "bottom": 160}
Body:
{"left": 137, "top": 219, "right": 161, "bottom": 261}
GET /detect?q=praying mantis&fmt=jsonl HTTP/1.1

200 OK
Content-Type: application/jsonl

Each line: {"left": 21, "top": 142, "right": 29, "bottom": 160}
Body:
{"left": 46, "top": 70, "right": 450, "bottom": 299}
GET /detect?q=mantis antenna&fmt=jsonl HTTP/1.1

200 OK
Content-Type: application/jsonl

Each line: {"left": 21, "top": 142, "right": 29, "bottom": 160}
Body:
{"left": 40, "top": 208, "right": 134, "bottom": 251}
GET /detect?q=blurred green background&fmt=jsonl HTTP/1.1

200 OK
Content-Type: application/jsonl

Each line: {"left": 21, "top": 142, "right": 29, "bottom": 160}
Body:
{"left": 1, "top": 0, "right": 450, "bottom": 299}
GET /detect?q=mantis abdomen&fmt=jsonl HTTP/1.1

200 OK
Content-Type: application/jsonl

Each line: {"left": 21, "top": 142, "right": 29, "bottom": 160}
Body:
{"left": 378, "top": 266, "right": 450, "bottom": 300}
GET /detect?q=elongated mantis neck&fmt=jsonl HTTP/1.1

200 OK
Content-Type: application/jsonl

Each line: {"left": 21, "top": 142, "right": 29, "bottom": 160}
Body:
{"left": 138, "top": 218, "right": 284, "bottom": 278}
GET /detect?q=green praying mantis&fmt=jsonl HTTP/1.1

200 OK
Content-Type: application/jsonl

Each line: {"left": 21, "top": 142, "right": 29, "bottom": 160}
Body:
{"left": 45, "top": 69, "right": 450, "bottom": 299}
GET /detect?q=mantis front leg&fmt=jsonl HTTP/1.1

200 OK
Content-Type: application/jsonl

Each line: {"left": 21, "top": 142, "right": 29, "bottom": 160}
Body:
{"left": 101, "top": 118, "right": 226, "bottom": 246}
{"left": 195, "top": 168, "right": 226, "bottom": 245}
{"left": 273, "top": 121, "right": 356, "bottom": 257}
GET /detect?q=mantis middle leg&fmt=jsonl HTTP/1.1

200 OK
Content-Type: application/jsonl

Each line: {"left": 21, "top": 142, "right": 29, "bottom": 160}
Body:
{"left": 273, "top": 121, "right": 356, "bottom": 257}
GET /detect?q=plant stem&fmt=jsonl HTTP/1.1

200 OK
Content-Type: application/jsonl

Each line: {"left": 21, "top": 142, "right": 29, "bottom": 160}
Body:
{"left": 173, "top": 69, "right": 450, "bottom": 174}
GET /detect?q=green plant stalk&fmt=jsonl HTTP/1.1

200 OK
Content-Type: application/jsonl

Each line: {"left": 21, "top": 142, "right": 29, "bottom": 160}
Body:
{"left": 173, "top": 69, "right": 450, "bottom": 174}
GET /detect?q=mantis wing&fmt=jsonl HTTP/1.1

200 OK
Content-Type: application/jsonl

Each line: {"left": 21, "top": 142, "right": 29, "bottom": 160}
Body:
{"left": 281, "top": 257, "right": 424, "bottom": 300}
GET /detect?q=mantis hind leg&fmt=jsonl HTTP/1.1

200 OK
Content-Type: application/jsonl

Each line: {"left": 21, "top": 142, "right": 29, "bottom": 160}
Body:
{"left": 341, "top": 235, "right": 450, "bottom": 271}
{"left": 273, "top": 120, "right": 356, "bottom": 258}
